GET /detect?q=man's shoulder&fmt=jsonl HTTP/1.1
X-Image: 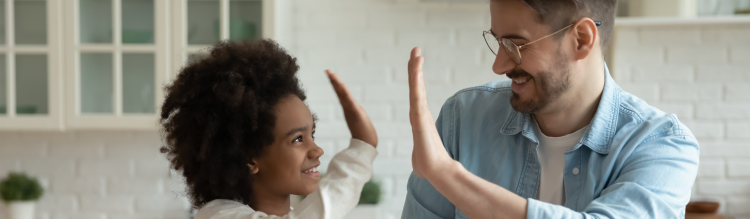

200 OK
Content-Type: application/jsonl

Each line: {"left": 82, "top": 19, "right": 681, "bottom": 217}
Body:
{"left": 439, "top": 80, "right": 515, "bottom": 118}
{"left": 614, "top": 89, "right": 696, "bottom": 144}
{"left": 456, "top": 79, "right": 513, "bottom": 95}
{"left": 445, "top": 80, "right": 513, "bottom": 106}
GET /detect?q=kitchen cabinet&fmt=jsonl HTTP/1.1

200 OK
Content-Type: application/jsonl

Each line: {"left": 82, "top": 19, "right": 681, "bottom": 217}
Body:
{"left": 0, "top": 0, "right": 64, "bottom": 130}
{"left": 171, "top": 0, "right": 275, "bottom": 78}
{"left": 0, "top": 0, "right": 277, "bottom": 130}
{"left": 63, "top": 0, "right": 170, "bottom": 129}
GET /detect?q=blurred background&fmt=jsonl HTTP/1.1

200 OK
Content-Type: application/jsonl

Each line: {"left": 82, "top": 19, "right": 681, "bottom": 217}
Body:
{"left": 0, "top": 0, "right": 748, "bottom": 218}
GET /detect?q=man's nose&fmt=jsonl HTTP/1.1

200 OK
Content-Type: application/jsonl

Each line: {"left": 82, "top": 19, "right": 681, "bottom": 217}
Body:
{"left": 492, "top": 51, "right": 516, "bottom": 75}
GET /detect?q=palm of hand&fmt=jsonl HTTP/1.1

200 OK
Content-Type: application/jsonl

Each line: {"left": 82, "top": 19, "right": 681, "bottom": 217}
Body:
{"left": 407, "top": 47, "right": 454, "bottom": 179}
{"left": 326, "top": 70, "right": 378, "bottom": 148}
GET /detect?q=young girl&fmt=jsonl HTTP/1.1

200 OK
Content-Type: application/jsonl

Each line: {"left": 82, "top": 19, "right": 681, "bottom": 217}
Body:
{"left": 159, "top": 39, "right": 378, "bottom": 219}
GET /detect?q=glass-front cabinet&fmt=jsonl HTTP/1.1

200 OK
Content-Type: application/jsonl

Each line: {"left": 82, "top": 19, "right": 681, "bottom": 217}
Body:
{"left": 1, "top": 0, "right": 274, "bottom": 130}
{"left": 0, "top": 0, "right": 63, "bottom": 130}
{"left": 63, "top": 0, "right": 169, "bottom": 129}
{"left": 171, "top": 0, "right": 272, "bottom": 73}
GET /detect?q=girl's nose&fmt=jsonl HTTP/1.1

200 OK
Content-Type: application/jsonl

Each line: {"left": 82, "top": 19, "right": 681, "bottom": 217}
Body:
{"left": 309, "top": 143, "right": 324, "bottom": 159}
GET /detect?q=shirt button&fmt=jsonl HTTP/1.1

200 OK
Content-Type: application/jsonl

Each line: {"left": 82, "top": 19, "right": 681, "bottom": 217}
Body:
{"left": 572, "top": 167, "right": 580, "bottom": 175}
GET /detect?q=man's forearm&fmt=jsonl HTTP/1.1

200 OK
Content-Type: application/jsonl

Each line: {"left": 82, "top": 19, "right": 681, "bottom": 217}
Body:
{"left": 426, "top": 160, "right": 528, "bottom": 219}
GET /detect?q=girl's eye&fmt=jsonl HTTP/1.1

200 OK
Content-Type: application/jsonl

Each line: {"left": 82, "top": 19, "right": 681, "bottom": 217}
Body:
{"left": 293, "top": 136, "right": 303, "bottom": 143}
{"left": 311, "top": 131, "right": 316, "bottom": 139}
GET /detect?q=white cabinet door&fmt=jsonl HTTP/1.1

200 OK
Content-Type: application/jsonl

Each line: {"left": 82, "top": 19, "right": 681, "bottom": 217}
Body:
{"left": 0, "top": 0, "right": 279, "bottom": 130}
{"left": 64, "top": 0, "right": 169, "bottom": 130}
{"left": 171, "top": 0, "right": 276, "bottom": 77}
{"left": 0, "top": 0, "right": 64, "bottom": 130}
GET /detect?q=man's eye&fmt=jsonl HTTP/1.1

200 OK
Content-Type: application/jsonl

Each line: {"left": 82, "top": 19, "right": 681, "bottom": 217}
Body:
{"left": 293, "top": 136, "right": 303, "bottom": 143}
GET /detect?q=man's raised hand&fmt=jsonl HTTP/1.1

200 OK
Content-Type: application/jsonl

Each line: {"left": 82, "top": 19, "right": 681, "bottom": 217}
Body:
{"left": 408, "top": 47, "right": 454, "bottom": 179}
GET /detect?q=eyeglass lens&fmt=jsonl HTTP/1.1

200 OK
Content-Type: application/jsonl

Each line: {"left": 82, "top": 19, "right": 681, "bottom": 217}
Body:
{"left": 483, "top": 32, "right": 500, "bottom": 55}
{"left": 501, "top": 38, "right": 522, "bottom": 64}
{"left": 483, "top": 32, "right": 523, "bottom": 64}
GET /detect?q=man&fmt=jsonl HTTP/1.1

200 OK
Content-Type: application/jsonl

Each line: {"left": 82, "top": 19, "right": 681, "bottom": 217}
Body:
{"left": 402, "top": 0, "right": 699, "bottom": 218}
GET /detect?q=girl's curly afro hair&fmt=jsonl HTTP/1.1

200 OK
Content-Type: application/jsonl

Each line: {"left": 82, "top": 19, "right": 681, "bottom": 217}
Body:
{"left": 159, "top": 39, "right": 306, "bottom": 209}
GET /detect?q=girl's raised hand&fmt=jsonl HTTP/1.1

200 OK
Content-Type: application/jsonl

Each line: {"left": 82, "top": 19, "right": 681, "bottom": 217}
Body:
{"left": 326, "top": 70, "right": 378, "bottom": 147}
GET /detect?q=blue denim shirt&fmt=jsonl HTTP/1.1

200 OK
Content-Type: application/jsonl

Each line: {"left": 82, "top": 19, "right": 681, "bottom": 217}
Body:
{"left": 402, "top": 65, "right": 700, "bottom": 219}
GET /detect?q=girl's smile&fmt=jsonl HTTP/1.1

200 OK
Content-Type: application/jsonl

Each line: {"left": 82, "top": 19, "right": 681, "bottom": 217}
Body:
{"left": 302, "top": 164, "right": 321, "bottom": 178}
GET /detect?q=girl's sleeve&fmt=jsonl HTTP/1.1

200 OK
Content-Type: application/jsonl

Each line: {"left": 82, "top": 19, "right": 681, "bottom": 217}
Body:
{"left": 286, "top": 138, "right": 378, "bottom": 219}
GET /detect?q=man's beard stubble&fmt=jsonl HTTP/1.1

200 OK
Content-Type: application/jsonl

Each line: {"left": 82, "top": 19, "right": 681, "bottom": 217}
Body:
{"left": 508, "top": 49, "right": 571, "bottom": 114}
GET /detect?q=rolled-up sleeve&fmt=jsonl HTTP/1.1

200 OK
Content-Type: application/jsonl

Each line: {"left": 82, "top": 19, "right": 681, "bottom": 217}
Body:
{"left": 527, "top": 133, "right": 700, "bottom": 219}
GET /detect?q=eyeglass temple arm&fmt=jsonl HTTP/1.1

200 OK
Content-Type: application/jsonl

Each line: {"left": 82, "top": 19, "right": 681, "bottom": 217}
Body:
{"left": 519, "top": 23, "right": 574, "bottom": 49}
{"left": 482, "top": 21, "right": 602, "bottom": 49}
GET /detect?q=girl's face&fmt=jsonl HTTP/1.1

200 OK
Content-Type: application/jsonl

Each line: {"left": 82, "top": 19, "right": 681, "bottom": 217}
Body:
{"left": 250, "top": 95, "right": 324, "bottom": 196}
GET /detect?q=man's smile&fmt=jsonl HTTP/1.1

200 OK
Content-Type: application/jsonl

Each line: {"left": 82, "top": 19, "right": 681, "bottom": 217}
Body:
{"left": 510, "top": 76, "right": 532, "bottom": 94}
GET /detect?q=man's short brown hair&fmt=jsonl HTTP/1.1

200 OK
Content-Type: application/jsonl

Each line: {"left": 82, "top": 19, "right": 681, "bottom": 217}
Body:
{"left": 522, "top": 0, "right": 617, "bottom": 53}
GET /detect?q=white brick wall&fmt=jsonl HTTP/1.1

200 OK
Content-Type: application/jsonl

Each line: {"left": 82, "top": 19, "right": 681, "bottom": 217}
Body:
{"left": 1, "top": 1, "right": 748, "bottom": 219}
{"left": 613, "top": 23, "right": 750, "bottom": 218}
{"left": 293, "top": 1, "right": 493, "bottom": 218}
{"left": 0, "top": 132, "right": 190, "bottom": 219}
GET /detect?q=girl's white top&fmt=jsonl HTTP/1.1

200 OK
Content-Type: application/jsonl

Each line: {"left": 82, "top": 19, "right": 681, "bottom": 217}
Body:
{"left": 194, "top": 138, "right": 378, "bottom": 219}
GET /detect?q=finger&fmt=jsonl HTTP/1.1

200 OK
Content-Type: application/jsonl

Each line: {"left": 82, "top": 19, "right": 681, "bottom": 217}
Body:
{"left": 326, "top": 70, "right": 355, "bottom": 107}
{"left": 408, "top": 47, "right": 428, "bottom": 112}
{"left": 407, "top": 48, "right": 436, "bottom": 135}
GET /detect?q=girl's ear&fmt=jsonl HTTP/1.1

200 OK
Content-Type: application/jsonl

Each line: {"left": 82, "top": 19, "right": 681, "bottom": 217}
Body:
{"left": 247, "top": 160, "right": 260, "bottom": 174}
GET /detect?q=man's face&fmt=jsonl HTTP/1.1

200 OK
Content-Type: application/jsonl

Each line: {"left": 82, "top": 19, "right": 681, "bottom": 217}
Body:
{"left": 490, "top": 0, "right": 572, "bottom": 114}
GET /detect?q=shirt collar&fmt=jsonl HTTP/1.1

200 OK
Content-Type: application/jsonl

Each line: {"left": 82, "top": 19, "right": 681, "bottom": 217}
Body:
{"left": 499, "top": 62, "right": 620, "bottom": 154}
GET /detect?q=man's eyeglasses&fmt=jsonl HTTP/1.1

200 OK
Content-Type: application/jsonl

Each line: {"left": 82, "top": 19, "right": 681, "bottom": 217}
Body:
{"left": 483, "top": 21, "right": 602, "bottom": 65}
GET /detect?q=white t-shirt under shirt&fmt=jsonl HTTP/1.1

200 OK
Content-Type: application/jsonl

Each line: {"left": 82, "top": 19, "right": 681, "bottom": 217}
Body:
{"left": 194, "top": 138, "right": 378, "bottom": 219}
{"left": 532, "top": 117, "right": 588, "bottom": 205}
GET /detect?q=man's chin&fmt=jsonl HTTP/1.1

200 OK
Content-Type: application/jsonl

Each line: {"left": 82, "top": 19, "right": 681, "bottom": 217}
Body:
{"left": 510, "top": 92, "right": 540, "bottom": 114}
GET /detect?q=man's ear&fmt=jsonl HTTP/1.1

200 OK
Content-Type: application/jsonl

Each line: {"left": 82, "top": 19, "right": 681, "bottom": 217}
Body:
{"left": 247, "top": 160, "right": 260, "bottom": 174}
{"left": 571, "top": 18, "right": 598, "bottom": 61}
